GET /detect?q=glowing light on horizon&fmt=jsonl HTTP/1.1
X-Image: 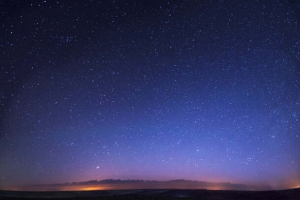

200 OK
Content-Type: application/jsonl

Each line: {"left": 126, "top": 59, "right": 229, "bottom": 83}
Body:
{"left": 78, "top": 186, "right": 106, "bottom": 191}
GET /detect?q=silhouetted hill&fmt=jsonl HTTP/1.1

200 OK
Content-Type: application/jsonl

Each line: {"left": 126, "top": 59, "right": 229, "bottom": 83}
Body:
{"left": 19, "top": 179, "right": 255, "bottom": 191}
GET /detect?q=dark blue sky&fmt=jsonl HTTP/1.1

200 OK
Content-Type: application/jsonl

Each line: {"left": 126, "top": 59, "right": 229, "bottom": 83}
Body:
{"left": 1, "top": 0, "right": 300, "bottom": 190}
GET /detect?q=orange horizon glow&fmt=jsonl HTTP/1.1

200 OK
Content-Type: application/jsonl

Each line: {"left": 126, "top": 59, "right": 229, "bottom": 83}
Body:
{"left": 69, "top": 185, "right": 107, "bottom": 191}
{"left": 1, "top": 185, "right": 110, "bottom": 192}
{"left": 0, "top": 185, "right": 260, "bottom": 192}
{"left": 2, "top": 180, "right": 299, "bottom": 192}
{"left": 0, "top": 185, "right": 230, "bottom": 192}
{"left": 2, "top": 185, "right": 299, "bottom": 192}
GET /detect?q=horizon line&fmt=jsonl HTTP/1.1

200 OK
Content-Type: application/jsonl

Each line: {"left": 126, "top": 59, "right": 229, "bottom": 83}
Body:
{"left": 2, "top": 178, "right": 288, "bottom": 192}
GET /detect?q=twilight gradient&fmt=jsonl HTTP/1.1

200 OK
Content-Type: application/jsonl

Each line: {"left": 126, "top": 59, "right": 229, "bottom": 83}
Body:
{"left": 1, "top": 0, "right": 300, "bottom": 190}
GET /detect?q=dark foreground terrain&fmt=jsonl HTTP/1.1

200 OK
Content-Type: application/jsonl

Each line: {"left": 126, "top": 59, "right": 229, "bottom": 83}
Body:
{"left": 1, "top": 188, "right": 300, "bottom": 199}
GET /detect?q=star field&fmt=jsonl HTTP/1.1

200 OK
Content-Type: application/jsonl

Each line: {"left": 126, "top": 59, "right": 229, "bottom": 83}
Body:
{"left": 1, "top": 0, "right": 300, "bottom": 190}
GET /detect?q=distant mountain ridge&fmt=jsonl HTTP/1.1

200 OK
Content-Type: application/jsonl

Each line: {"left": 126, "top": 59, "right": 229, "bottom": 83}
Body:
{"left": 27, "top": 179, "right": 260, "bottom": 191}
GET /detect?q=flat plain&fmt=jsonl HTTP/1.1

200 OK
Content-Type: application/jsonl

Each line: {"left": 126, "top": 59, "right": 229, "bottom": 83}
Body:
{"left": 1, "top": 188, "right": 300, "bottom": 199}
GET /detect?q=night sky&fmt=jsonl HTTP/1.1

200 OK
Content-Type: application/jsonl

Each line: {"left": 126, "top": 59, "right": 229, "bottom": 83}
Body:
{"left": 1, "top": 0, "right": 300, "bottom": 191}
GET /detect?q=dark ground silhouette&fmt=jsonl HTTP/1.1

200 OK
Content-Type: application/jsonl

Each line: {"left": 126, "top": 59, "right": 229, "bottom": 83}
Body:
{"left": 1, "top": 188, "right": 300, "bottom": 199}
